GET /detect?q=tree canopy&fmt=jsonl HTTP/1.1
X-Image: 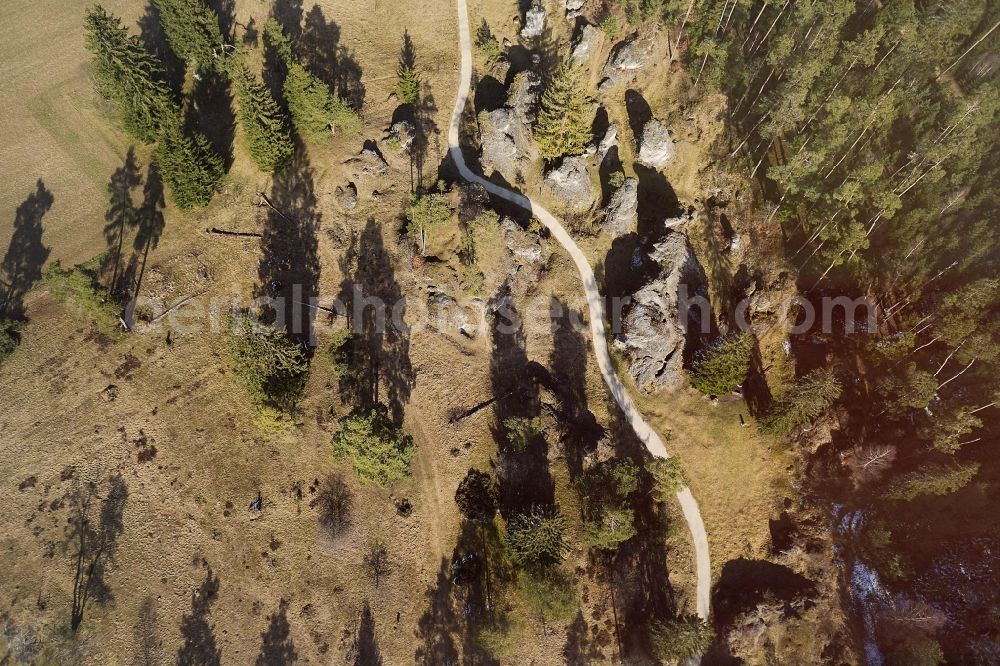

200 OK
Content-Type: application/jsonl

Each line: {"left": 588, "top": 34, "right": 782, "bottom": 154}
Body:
{"left": 332, "top": 408, "right": 416, "bottom": 486}
{"left": 533, "top": 63, "right": 594, "bottom": 159}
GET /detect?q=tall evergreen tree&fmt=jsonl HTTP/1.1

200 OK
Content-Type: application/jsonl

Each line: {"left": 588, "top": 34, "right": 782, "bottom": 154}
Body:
{"left": 262, "top": 19, "right": 361, "bottom": 137}
{"left": 233, "top": 64, "right": 294, "bottom": 172}
{"left": 152, "top": 0, "right": 224, "bottom": 67}
{"left": 84, "top": 6, "right": 172, "bottom": 142}
{"left": 533, "top": 63, "right": 594, "bottom": 159}
{"left": 153, "top": 109, "right": 224, "bottom": 208}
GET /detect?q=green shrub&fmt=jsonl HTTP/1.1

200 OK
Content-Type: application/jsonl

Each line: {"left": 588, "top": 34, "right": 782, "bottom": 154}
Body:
{"left": 326, "top": 327, "right": 353, "bottom": 378}
{"left": 226, "top": 310, "right": 309, "bottom": 411}
{"left": 689, "top": 331, "right": 753, "bottom": 396}
{"left": 42, "top": 262, "right": 122, "bottom": 334}
{"left": 332, "top": 408, "right": 416, "bottom": 486}
{"left": 600, "top": 15, "right": 622, "bottom": 39}
{"left": 648, "top": 457, "right": 686, "bottom": 500}
{"left": 649, "top": 614, "right": 714, "bottom": 662}
{"left": 0, "top": 319, "right": 24, "bottom": 363}
{"left": 503, "top": 416, "right": 542, "bottom": 451}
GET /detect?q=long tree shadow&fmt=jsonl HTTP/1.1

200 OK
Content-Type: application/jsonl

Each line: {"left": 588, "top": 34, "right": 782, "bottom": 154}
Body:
{"left": 207, "top": 0, "right": 237, "bottom": 42}
{"left": 336, "top": 218, "right": 414, "bottom": 423}
{"left": 185, "top": 69, "right": 236, "bottom": 171}
{"left": 67, "top": 473, "right": 128, "bottom": 631}
{"left": 414, "top": 522, "right": 508, "bottom": 665}
{"left": 102, "top": 148, "right": 142, "bottom": 297}
{"left": 563, "top": 609, "right": 605, "bottom": 664}
{"left": 549, "top": 297, "right": 604, "bottom": 479}
{"left": 414, "top": 558, "right": 460, "bottom": 665}
{"left": 137, "top": 1, "right": 186, "bottom": 95}
{"left": 595, "top": 402, "right": 679, "bottom": 661}
{"left": 488, "top": 282, "right": 554, "bottom": 514}
{"left": 300, "top": 5, "right": 365, "bottom": 109}
{"left": 177, "top": 566, "right": 222, "bottom": 666}
{"left": 391, "top": 33, "right": 438, "bottom": 191}
{"left": 255, "top": 599, "right": 297, "bottom": 665}
{"left": 2, "top": 179, "right": 53, "bottom": 319}
{"left": 354, "top": 601, "right": 382, "bottom": 666}
{"left": 271, "top": 0, "right": 303, "bottom": 44}
{"left": 125, "top": 163, "right": 167, "bottom": 323}
{"left": 256, "top": 143, "right": 321, "bottom": 347}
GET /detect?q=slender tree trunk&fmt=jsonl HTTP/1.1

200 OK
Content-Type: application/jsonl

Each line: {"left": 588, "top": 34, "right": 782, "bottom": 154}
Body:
{"left": 937, "top": 359, "right": 975, "bottom": 390}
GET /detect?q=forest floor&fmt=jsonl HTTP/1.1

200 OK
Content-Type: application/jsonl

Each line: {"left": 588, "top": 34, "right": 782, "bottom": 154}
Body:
{"left": 1, "top": 0, "right": 790, "bottom": 663}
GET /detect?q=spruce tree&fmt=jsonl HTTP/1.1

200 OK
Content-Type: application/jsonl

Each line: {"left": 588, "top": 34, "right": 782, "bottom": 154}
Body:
{"left": 533, "top": 63, "right": 594, "bottom": 159}
{"left": 153, "top": 109, "right": 224, "bottom": 208}
{"left": 396, "top": 64, "right": 419, "bottom": 105}
{"left": 152, "top": 0, "right": 224, "bottom": 67}
{"left": 234, "top": 64, "right": 294, "bottom": 172}
{"left": 84, "top": 6, "right": 172, "bottom": 143}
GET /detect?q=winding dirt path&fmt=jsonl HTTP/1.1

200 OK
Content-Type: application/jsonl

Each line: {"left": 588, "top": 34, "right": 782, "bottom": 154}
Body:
{"left": 446, "top": 0, "right": 712, "bottom": 619}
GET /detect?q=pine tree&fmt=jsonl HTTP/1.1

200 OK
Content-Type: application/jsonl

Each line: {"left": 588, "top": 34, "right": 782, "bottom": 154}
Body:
{"left": 332, "top": 408, "right": 416, "bottom": 486}
{"left": 234, "top": 64, "right": 294, "bottom": 172}
{"left": 263, "top": 19, "right": 362, "bottom": 137}
{"left": 505, "top": 505, "right": 570, "bottom": 568}
{"left": 152, "top": 0, "right": 224, "bottom": 67}
{"left": 885, "top": 462, "right": 980, "bottom": 501}
{"left": 689, "top": 331, "right": 754, "bottom": 396}
{"left": 84, "top": 6, "right": 172, "bottom": 143}
{"left": 533, "top": 63, "right": 594, "bottom": 159}
{"left": 226, "top": 310, "right": 309, "bottom": 410}
{"left": 764, "top": 366, "right": 842, "bottom": 435}
{"left": 153, "top": 109, "right": 224, "bottom": 209}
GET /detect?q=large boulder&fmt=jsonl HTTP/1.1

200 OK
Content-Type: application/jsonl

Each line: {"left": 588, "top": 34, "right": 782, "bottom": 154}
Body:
{"left": 599, "top": 177, "right": 638, "bottom": 237}
{"left": 636, "top": 118, "right": 675, "bottom": 168}
{"left": 544, "top": 155, "right": 595, "bottom": 211}
{"left": 597, "top": 122, "right": 619, "bottom": 159}
{"left": 481, "top": 109, "right": 527, "bottom": 180}
{"left": 571, "top": 24, "right": 602, "bottom": 65}
{"left": 521, "top": 1, "right": 546, "bottom": 39}
{"left": 599, "top": 33, "right": 656, "bottom": 90}
{"left": 479, "top": 72, "right": 542, "bottom": 181}
{"left": 614, "top": 232, "right": 708, "bottom": 392}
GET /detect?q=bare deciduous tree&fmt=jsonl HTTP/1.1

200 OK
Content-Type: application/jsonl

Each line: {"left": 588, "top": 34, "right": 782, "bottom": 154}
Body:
{"left": 362, "top": 540, "right": 390, "bottom": 588}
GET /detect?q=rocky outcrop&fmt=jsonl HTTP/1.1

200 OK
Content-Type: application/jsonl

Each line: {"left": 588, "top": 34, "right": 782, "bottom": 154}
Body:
{"left": 564, "top": 0, "right": 586, "bottom": 19}
{"left": 571, "top": 24, "right": 601, "bottom": 65}
{"left": 387, "top": 119, "right": 415, "bottom": 150}
{"left": 521, "top": 1, "right": 545, "bottom": 39}
{"left": 544, "top": 155, "right": 595, "bottom": 211}
{"left": 344, "top": 140, "right": 389, "bottom": 179}
{"left": 614, "top": 232, "right": 708, "bottom": 392}
{"left": 479, "top": 72, "right": 542, "bottom": 182}
{"left": 636, "top": 118, "right": 675, "bottom": 168}
{"left": 599, "top": 177, "right": 638, "bottom": 237}
{"left": 501, "top": 217, "right": 544, "bottom": 266}
{"left": 335, "top": 182, "right": 358, "bottom": 210}
{"left": 599, "top": 33, "right": 655, "bottom": 90}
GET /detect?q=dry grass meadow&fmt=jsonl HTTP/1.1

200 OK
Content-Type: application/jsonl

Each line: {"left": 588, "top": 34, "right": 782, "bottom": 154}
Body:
{"left": 1, "top": 0, "right": 791, "bottom": 663}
